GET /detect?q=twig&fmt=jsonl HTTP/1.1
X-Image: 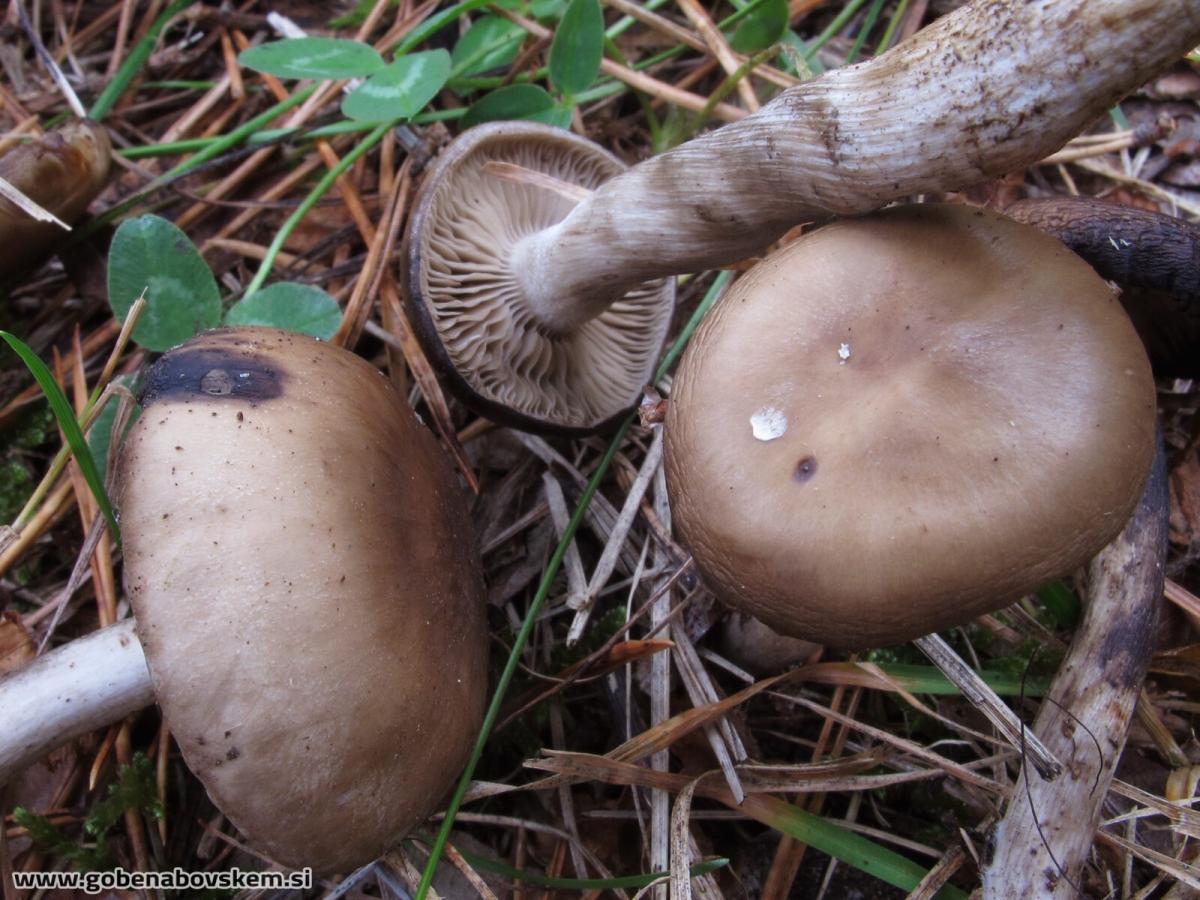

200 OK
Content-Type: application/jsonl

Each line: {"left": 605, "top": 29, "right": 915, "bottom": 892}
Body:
{"left": 983, "top": 445, "right": 1170, "bottom": 897}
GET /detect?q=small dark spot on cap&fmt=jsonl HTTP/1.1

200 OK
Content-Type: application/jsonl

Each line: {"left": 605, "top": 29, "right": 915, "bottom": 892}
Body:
{"left": 225, "top": 747, "right": 240, "bottom": 761}
{"left": 139, "top": 339, "right": 287, "bottom": 407}
{"left": 794, "top": 456, "right": 818, "bottom": 483}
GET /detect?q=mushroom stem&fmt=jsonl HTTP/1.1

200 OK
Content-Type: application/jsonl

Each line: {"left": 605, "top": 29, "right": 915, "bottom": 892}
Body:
{"left": 1004, "top": 196, "right": 1200, "bottom": 374}
{"left": 981, "top": 442, "right": 1169, "bottom": 898}
{"left": 510, "top": 0, "right": 1200, "bottom": 331}
{"left": 1004, "top": 197, "right": 1200, "bottom": 301}
{"left": 0, "top": 619, "right": 153, "bottom": 784}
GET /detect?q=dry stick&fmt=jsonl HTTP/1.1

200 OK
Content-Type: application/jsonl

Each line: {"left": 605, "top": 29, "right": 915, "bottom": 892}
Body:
{"left": 205, "top": 238, "right": 302, "bottom": 266}
{"left": 982, "top": 446, "right": 1169, "bottom": 898}
{"left": 0, "top": 318, "right": 121, "bottom": 429}
{"left": 0, "top": 480, "right": 73, "bottom": 580}
{"left": 603, "top": 0, "right": 798, "bottom": 89}
{"left": 543, "top": 474, "right": 589, "bottom": 610}
{"left": 372, "top": 286, "right": 480, "bottom": 494}
{"left": 568, "top": 432, "right": 663, "bottom": 645}
{"left": 649, "top": 464, "right": 674, "bottom": 900}
{"left": 333, "top": 158, "right": 413, "bottom": 349}
{"left": 105, "top": 0, "right": 138, "bottom": 77}
{"left": 675, "top": 0, "right": 759, "bottom": 112}
{"left": 913, "top": 633, "right": 1061, "bottom": 781}
{"left": 491, "top": 6, "right": 745, "bottom": 124}
{"left": 158, "top": 73, "right": 233, "bottom": 146}
{"left": 219, "top": 29, "right": 244, "bottom": 100}
{"left": 507, "top": 0, "right": 1200, "bottom": 333}
{"left": 670, "top": 624, "right": 746, "bottom": 804}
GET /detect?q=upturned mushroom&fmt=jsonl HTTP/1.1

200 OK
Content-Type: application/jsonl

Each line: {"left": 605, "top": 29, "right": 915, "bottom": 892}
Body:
{"left": 0, "top": 119, "right": 111, "bottom": 281}
{"left": 405, "top": 0, "right": 1200, "bottom": 433}
{"left": 0, "top": 327, "right": 488, "bottom": 875}
{"left": 404, "top": 121, "right": 675, "bottom": 434}
{"left": 663, "top": 204, "right": 1157, "bottom": 648}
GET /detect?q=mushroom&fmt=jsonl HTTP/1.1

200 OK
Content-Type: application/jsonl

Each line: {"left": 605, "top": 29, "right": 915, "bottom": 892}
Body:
{"left": 405, "top": 0, "right": 1200, "bottom": 433}
{"left": 0, "top": 327, "right": 488, "bottom": 875}
{"left": 663, "top": 203, "right": 1157, "bottom": 649}
{"left": 0, "top": 119, "right": 111, "bottom": 281}
{"left": 404, "top": 121, "right": 674, "bottom": 435}
{"left": 1003, "top": 195, "right": 1200, "bottom": 374}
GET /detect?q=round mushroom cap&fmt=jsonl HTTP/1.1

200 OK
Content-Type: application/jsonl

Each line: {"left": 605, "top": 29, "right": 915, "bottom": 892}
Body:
{"left": 404, "top": 122, "right": 675, "bottom": 435}
{"left": 665, "top": 204, "right": 1157, "bottom": 649}
{"left": 116, "top": 327, "right": 487, "bottom": 874}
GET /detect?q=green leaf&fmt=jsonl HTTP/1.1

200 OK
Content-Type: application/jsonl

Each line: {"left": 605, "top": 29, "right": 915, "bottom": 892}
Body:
{"left": 451, "top": 16, "right": 525, "bottom": 77}
{"left": 730, "top": 0, "right": 788, "bottom": 53}
{"left": 549, "top": 0, "right": 603, "bottom": 97}
{"left": 527, "top": 105, "right": 574, "bottom": 129}
{"left": 108, "top": 215, "right": 221, "bottom": 352}
{"left": 225, "top": 283, "right": 342, "bottom": 339}
{"left": 341, "top": 50, "right": 451, "bottom": 121}
{"left": 0, "top": 331, "right": 119, "bottom": 544}
{"left": 238, "top": 37, "right": 385, "bottom": 80}
{"left": 530, "top": 0, "right": 566, "bottom": 19}
{"left": 462, "top": 84, "right": 558, "bottom": 127}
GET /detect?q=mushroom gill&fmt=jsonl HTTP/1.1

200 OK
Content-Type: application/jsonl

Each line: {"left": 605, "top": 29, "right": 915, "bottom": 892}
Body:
{"left": 406, "top": 122, "right": 674, "bottom": 434}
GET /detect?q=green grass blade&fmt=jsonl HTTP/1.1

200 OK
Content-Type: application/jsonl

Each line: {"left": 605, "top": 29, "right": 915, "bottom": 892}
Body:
{"left": 751, "top": 794, "right": 967, "bottom": 899}
{"left": 87, "top": 85, "right": 319, "bottom": 236}
{"left": 393, "top": 0, "right": 495, "bottom": 55}
{"left": 243, "top": 120, "right": 393, "bottom": 296}
{"left": 90, "top": 0, "right": 195, "bottom": 120}
{"left": 0, "top": 332, "right": 120, "bottom": 544}
{"left": 864, "top": 662, "right": 1051, "bottom": 697}
{"left": 414, "top": 272, "right": 733, "bottom": 900}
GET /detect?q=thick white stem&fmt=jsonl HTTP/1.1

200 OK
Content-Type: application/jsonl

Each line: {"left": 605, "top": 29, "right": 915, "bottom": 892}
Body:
{"left": 515, "top": 0, "right": 1200, "bottom": 325}
{"left": 0, "top": 620, "right": 154, "bottom": 784}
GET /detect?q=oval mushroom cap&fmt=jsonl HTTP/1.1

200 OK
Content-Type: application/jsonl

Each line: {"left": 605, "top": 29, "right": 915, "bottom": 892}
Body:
{"left": 117, "top": 327, "right": 487, "bottom": 874}
{"left": 404, "top": 122, "right": 675, "bottom": 435}
{"left": 665, "top": 204, "right": 1157, "bottom": 649}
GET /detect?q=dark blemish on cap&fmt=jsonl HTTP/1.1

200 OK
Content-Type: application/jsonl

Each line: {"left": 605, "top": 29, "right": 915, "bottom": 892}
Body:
{"left": 794, "top": 456, "right": 818, "bottom": 483}
{"left": 225, "top": 746, "right": 241, "bottom": 761}
{"left": 139, "top": 344, "right": 286, "bottom": 407}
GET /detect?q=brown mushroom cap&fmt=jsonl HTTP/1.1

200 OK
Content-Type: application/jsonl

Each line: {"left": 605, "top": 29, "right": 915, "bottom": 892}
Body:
{"left": 117, "top": 327, "right": 487, "bottom": 874}
{"left": 0, "top": 119, "right": 111, "bottom": 281}
{"left": 664, "top": 204, "right": 1157, "bottom": 649}
{"left": 404, "top": 122, "right": 675, "bottom": 435}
